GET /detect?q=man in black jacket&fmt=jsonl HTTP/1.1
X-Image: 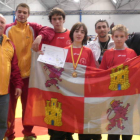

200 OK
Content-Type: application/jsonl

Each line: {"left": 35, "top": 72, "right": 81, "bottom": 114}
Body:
{"left": 126, "top": 32, "right": 140, "bottom": 55}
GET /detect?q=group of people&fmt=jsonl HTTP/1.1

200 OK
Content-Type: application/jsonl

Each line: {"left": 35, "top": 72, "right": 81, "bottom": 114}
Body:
{"left": 0, "top": 2, "right": 139, "bottom": 140}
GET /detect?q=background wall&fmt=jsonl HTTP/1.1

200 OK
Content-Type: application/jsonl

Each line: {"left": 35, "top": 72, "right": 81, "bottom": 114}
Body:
{"left": 82, "top": 14, "right": 140, "bottom": 35}
{"left": 4, "top": 14, "right": 140, "bottom": 35}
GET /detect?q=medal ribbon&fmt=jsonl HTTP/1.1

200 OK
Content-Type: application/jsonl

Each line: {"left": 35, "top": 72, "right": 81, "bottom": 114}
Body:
{"left": 71, "top": 45, "right": 83, "bottom": 70}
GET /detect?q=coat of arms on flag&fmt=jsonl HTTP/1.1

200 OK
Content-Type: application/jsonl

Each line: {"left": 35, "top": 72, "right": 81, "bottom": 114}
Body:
{"left": 109, "top": 64, "right": 130, "bottom": 91}
{"left": 24, "top": 51, "right": 140, "bottom": 135}
{"left": 106, "top": 100, "right": 130, "bottom": 130}
{"left": 44, "top": 98, "right": 62, "bottom": 126}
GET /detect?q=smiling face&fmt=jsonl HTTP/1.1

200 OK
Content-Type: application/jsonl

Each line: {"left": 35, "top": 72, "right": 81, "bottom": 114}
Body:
{"left": 73, "top": 26, "right": 85, "bottom": 44}
{"left": 112, "top": 30, "right": 128, "bottom": 49}
{"left": 70, "top": 22, "right": 87, "bottom": 45}
{"left": 16, "top": 6, "right": 29, "bottom": 23}
{"left": 95, "top": 22, "right": 110, "bottom": 38}
{"left": 0, "top": 15, "right": 6, "bottom": 35}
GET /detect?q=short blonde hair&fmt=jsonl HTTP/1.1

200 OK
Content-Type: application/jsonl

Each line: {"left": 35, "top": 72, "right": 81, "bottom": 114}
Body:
{"left": 112, "top": 24, "right": 128, "bottom": 36}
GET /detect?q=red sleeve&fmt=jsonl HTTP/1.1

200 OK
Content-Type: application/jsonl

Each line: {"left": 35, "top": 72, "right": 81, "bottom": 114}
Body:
{"left": 10, "top": 42, "right": 23, "bottom": 89}
{"left": 89, "top": 50, "right": 96, "bottom": 67}
{"left": 99, "top": 52, "right": 108, "bottom": 70}
{"left": 28, "top": 22, "right": 55, "bottom": 42}
{"left": 131, "top": 50, "right": 137, "bottom": 58}
{"left": 39, "top": 26, "right": 55, "bottom": 42}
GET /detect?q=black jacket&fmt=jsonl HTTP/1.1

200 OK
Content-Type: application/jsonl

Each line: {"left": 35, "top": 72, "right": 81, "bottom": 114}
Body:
{"left": 126, "top": 32, "right": 140, "bottom": 55}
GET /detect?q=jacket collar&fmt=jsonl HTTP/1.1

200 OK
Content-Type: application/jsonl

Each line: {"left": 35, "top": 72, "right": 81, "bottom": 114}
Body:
{"left": 15, "top": 19, "right": 28, "bottom": 28}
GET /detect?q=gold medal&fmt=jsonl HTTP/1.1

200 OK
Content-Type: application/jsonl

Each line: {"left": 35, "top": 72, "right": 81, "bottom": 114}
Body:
{"left": 72, "top": 71, "right": 77, "bottom": 78}
{"left": 71, "top": 45, "right": 83, "bottom": 78}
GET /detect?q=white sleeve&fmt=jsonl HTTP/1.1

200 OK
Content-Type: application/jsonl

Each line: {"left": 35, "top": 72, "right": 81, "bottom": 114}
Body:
{"left": 86, "top": 41, "right": 101, "bottom": 61}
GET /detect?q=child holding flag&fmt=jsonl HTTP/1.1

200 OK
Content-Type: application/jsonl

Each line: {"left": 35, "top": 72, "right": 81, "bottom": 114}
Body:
{"left": 37, "top": 22, "right": 99, "bottom": 140}
{"left": 65, "top": 22, "right": 101, "bottom": 140}
{"left": 100, "top": 24, "right": 137, "bottom": 140}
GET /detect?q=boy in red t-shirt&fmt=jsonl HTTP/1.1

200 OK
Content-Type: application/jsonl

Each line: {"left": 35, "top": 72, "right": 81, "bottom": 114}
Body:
{"left": 34, "top": 7, "right": 73, "bottom": 140}
{"left": 65, "top": 22, "right": 96, "bottom": 68}
{"left": 100, "top": 24, "right": 137, "bottom": 140}
{"left": 38, "top": 22, "right": 97, "bottom": 140}
{"left": 100, "top": 24, "right": 137, "bottom": 70}
{"left": 66, "top": 22, "right": 101, "bottom": 140}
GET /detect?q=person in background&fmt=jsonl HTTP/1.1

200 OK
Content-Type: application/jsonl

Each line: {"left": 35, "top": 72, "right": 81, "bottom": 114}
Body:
{"left": 0, "top": 14, "right": 23, "bottom": 140}
{"left": 109, "top": 22, "right": 115, "bottom": 34}
{"left": 126, "top": 32, "right": 140, "bottom": 55}
{"left": 86, "top": 35, "right": 92, "bottom": 45}
{"left": 4, "top": 3, "right": 55, "bottom": 140}
{"left": 87, "top": 19, "right": 115, "bottom": 67}
{"left": 100, "top": 24, "right": 137, "bottom": 140}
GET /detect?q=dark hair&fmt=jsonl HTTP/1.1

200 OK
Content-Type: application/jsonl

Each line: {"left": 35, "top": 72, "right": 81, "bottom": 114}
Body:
{"left": 16, "top": 3, "right": 30, "bottom": 14}
{"left": 49, "top": 8, "right": 65, "bottom": 23}
{"left": 95, "top": 19, "right": 109, "bottom": 28}
{"left": 69, "top": 22, "right": 87, "bottom": 45}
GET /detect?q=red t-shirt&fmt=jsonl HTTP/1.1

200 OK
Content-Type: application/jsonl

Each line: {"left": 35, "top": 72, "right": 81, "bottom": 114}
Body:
{"left": 65, "top": 46, "right": 96, "bottom": 67}
{"left": 40, "top": 29, "right": 71, "bottom": 49}
{"left": 100, "top": 47, "right": 137, "bottom": 70}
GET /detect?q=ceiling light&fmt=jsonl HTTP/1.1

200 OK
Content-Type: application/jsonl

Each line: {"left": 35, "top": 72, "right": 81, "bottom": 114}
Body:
{"left": 74, "top": 0, "right": 80, "bottom": 2}
{"left": 113, "top": 0, "right": 117, "bottom": 3}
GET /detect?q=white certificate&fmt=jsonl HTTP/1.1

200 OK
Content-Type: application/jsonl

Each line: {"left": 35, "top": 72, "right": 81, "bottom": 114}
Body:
{"left": 37, "top": 44, "right": 68, "bottom": 68}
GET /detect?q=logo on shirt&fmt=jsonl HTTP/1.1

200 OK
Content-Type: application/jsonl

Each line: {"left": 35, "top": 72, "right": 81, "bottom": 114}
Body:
{"left": 66, "top": 40, "right": 71, "bottom": 45}
{"left": 57, "top": 37, "right": 64, "bottom": 39}
{"left": 74, "top": 53, "right": 79, "bottom": 56}
{"left": 79, "top": 58, "right": 86, "bottom": 65}
{"left": 118, "top": 55, "right": 126, "bottom": 57}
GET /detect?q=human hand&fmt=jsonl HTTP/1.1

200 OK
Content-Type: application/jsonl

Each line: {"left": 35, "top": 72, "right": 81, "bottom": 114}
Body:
{"left": 32, "top": 35, "right": 42, "bottom": 52}
{"left": 15, "top": 88, "right": 22, "bottom": 98}
{"left": 54, "top": 66, "right": 60, "bottom": 69}
{"left": 38, "top": 50, "right": 44, "bottom": 55}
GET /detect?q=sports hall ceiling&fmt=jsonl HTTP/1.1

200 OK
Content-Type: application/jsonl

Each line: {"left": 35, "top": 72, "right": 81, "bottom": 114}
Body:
{"left": 40, "top": 0, "right": 140, "bottom": 10}
{"left": 0, "top": 0, "right": 140, "bottom": 14}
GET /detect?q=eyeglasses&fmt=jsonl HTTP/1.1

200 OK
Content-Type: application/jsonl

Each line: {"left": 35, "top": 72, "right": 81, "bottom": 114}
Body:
{"left": 96, "top": 25, "right": 107, "bottom": 29}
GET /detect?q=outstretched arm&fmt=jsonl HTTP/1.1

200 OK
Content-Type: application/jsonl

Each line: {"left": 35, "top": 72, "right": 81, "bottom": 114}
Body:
{"left": 29, "top": 23, "right": 55, "bottom": 52}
